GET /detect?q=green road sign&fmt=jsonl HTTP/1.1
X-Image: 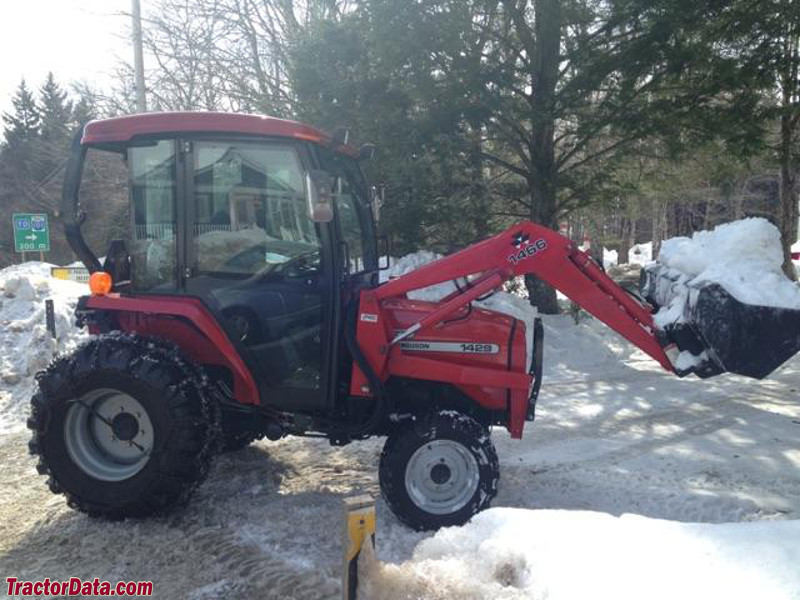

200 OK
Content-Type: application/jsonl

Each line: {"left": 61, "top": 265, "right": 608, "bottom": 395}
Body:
{"left": 13, "top": 213, "right": 50, "bottom": 253}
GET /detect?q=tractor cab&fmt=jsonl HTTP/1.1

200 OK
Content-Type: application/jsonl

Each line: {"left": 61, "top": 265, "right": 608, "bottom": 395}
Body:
{"left": 63, "top": 112, "right": 379, "bottom": 414}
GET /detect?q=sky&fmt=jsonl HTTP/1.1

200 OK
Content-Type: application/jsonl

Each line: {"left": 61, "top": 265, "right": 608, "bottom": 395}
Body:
{"left": 0, "top": 0, "right": 131, "bottom": 115}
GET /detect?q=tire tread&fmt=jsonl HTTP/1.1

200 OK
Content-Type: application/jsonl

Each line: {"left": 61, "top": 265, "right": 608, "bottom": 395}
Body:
{"left": 27, "top": 332, "right": 221, "bottom": 519}
{"left": 379, "top": 410, "right": 499, "bottom": 531}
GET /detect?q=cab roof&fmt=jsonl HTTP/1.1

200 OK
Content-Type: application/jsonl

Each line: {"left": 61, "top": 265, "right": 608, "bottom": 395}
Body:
{"left": 81, "top": 111, "right": 332, "bottom": 146}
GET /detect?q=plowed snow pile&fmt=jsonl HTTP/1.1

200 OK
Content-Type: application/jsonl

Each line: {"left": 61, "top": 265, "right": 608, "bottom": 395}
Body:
{"left": 360, "top": 508, "right": 800, "bottom": 600}
{"left": 649, "top": 218, "right": 800, "bottom": 329}
{"left": 0, "top": 262, "right": 88, "bottom": 433}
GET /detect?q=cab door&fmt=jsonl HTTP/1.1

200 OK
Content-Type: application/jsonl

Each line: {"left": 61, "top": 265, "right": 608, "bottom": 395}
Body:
{"left": 182, "top": 139, "right": 336, "bottom": 412}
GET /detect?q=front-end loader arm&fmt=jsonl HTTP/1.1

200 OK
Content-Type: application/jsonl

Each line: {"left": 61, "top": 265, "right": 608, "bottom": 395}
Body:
{"left": 379, "top": 222, "right": 674, "bottom": 371}
{"left": 350, "top": 222, "right": 676, "bottom": 438}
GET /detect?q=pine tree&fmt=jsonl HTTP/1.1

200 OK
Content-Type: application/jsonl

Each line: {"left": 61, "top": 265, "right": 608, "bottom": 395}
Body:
{"left": 71, "top": 96, "right": 95, "bottom": 130}
{"left": 2, "top": 79, "right": 40, "bottom": 147}
{"left": 39, "top": 73, "right": 73, "bottom": 143}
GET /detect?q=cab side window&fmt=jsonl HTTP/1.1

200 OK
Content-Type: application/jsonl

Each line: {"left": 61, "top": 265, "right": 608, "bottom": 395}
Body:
{"left": 334, "top": 179, "right": 366, "bottom": 272}
{"left": 128, "top": 141, "right": 178, "bottom": 291}
{"left": 317, "top": 149, "right": 375, "bottom": 273}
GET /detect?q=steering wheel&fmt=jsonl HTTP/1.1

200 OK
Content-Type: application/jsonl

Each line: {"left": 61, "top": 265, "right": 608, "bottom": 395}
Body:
{"left": 259, "top": 249, "right": 322, "bottom": 280}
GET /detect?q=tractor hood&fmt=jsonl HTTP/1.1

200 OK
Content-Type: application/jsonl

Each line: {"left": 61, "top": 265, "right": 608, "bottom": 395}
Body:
{"left": 381, "top": 296, "right": 528, "bottom": 379}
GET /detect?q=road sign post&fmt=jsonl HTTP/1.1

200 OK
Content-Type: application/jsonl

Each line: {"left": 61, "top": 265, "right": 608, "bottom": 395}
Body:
{"left": 13, "top": 213, "right": 50, "bottom": 256}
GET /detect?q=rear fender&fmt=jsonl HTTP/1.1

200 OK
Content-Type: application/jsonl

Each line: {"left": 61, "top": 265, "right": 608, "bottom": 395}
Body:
{"left": 80, "top": 294, "right": 260, "bottom": 405}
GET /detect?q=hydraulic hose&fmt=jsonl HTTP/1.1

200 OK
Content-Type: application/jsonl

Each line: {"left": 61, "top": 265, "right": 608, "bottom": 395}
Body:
{"left": 343, "top": 299, "right": 387, "bottom": 437}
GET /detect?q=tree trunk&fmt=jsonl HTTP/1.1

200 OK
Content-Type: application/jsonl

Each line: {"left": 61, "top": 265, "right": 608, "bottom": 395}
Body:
{"left": 779, "top": 111, "right": 799, "bottom": 280}
{"left": 651, "top": 197, "right": 667, "bottom": 258}
{"left": 524, "top": 0, "right": 562, "bottom": 314}
{"left": 619, "top": 215, "right": 634, "bottom": 265}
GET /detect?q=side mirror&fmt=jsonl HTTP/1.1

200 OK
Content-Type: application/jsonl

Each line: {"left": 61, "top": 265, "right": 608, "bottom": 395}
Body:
{"left": 305, "top": 170, "right": 334, "bottom": 222}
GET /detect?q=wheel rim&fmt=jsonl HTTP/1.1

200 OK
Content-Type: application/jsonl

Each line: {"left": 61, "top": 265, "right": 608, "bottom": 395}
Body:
{"left": 64, "top": 388, "right": 154, "bottom": 482}
{"left": 404, "top": 439, "right": 480, "bottom": 515}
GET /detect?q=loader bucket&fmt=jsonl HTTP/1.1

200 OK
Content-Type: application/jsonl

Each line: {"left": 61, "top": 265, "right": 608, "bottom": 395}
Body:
{"left": 641, "top": 267, "right": 800, "bottom": 379}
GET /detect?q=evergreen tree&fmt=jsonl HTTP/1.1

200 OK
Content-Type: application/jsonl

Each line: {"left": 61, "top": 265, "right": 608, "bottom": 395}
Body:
{"left": 707, "top": 0, "right": 800, "bottom": 279}
{"left": 39, "top": 73, "right": 73, "bottom": 143}
{"left": 2, "top": 79, "right": 40, "bottom": 147}
{"left": 71, "top": 95, "right": 96, "bottom": 130}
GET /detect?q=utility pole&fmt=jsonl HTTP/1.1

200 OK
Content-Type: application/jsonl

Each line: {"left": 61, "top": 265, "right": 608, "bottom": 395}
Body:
{"left": 131, "top": 0, "right": 147, "bottom": 112}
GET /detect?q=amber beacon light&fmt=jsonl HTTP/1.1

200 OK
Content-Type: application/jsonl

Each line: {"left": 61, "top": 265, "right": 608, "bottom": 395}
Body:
{"left": 88, "top": 271, "right": 113, "bottom": 296}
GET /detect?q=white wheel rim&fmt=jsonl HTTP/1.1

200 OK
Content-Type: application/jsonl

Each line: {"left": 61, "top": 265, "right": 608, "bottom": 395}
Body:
{"left": 64, "top": 388, "right": 154, "bottom": 482}
{"left": 404, "top": 439, "right": 480, "bottom": 515}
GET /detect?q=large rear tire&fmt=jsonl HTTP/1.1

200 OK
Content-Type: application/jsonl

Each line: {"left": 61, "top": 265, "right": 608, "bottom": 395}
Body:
{"left": 27, "top": 333, "right": 221, "bottom": 518}
{"left": 379, "top": 411, "right": 499, "bottom": 531}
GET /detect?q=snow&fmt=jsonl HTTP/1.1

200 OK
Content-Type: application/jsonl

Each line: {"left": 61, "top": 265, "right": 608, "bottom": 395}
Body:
{"left": 0, "top": 262, "right": 89, "bottom": 434}
{"left": 657, "top": 218, "right": 800, "bottom": 309}
{"left": 628, "top": 241, "right": 653, "bottom": 266}
{"left": 648, "top": 218, "right": 800, "bottom": 333}
{"left": 360, "top": 509, "right": 800, "bottom": 600}
{"left": 675, "top": 349, "right": 709, "bottom": 371}
{"left": 369, "top": 248, "right": 800, "bottom": 599}
{"left": 602, "top": 247, "right": 618, "bottom": 269}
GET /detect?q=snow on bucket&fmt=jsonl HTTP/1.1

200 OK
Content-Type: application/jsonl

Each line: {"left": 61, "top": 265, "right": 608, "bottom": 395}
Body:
{"left": 641, "top": 218, "right": 800, "bottom": 379}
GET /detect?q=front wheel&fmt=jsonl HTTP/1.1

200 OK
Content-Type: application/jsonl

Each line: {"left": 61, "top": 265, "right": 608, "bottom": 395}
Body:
{"left": 379, "top": 411, "right": 499, "bottom": 531}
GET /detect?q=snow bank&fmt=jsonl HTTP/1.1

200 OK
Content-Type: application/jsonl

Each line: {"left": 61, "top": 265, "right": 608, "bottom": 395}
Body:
{"left": 0, "top": 262, "right": 88, "bottom": 433}
{"left": 602, "top": 247, "right": 618, "bottom": 269}
{"left": 649, "top": 218, "right": 800, "bottom": 330}
{"left": 359, "top": 508, "right": 800, "bottom": 600}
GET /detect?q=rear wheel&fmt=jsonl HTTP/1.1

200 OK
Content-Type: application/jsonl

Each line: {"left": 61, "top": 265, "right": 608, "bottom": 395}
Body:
{"left": 28, "top": 334, "right": 221, "bottom": 518}
{"left": 379, "top": 411, "right": 499, "bottom": 531}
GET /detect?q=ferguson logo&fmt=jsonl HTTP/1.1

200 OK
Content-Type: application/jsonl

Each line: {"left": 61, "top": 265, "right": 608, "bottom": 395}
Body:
{"left": 508, "top": 232, "right": 547, "bottom": 265}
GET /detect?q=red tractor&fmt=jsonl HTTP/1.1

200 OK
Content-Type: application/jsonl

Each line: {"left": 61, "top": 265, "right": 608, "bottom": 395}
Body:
{"left": 29, "top": 112, "right": 800, "bottom": 530}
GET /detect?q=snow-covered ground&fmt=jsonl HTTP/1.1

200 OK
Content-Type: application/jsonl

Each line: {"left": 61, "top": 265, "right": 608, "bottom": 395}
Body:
{"left": 361, "top": 509, "right": 800, "bottom": 600}
{"left": 0, "top": 262, "right": 88, "bottom": 434}
{"left": 0, "top": 260, "right": 798, "bottom": 599}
